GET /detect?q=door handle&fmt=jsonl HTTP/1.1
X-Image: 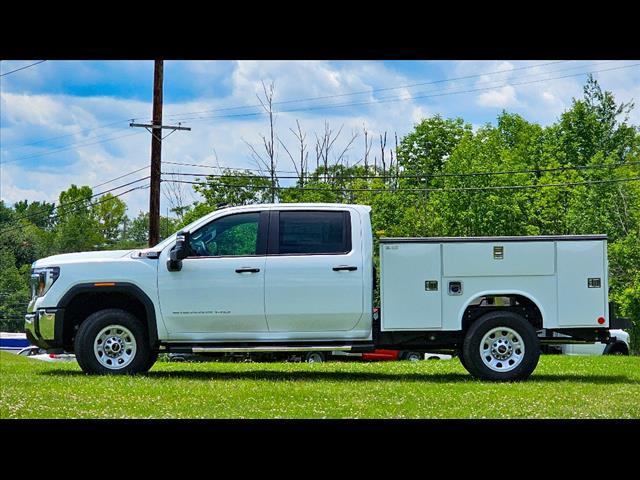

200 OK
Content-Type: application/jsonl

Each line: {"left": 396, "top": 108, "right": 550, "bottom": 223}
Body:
{"left": 235, "top": 267, "right": 260, "bottom": 273}
{"left": 332, "top": 265, "right": 358, "bottom": 272}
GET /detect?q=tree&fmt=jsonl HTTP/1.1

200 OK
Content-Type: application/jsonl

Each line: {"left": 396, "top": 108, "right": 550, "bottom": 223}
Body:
{"left": 190, "top": 169, "right": 272, "bottom": 210}
{"left": 0, "top": 249, "right": 30, "bottom": 332}
{"left": 92, "top": 193, "right": 127, "bottom": 245}
{"left": 53, "top": 185, "right": 102, "bottom": 253}
{"left": 13, "top": 200, "right": 55, "bottom": 230}
{"left": 245, "top": 80, "right": 279, "bottom": 202}
{"left": 558, "top": 74, "right": 636, "bottom": 166}
{"left": 120, "top": 212, "right": 179, "bottom": 247}
{"left": 396, "top": 115, "right": 472, "bottom": 185}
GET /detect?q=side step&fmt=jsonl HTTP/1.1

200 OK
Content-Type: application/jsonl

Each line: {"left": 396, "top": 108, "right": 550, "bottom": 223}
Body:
{"left": 191, "top": 345, "right": 354, "bottom": 354}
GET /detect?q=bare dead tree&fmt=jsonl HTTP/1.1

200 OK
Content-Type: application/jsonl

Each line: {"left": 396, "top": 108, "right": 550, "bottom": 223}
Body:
{"left": 379, "top": 132, "right": 387, "bottom": 179}
{"left": 335, "top": 129, "right": 359, "bottom": 166}
{"left": 245, "top": 80, "right": 278, "bottom": 202}
{"left": 314, "top": 122, "right": 344, "bottom": 181}
{"left": 279, "top": 120, "right": 309, "bottom": 187}
{"left": 162, "top": 169, "right": 189, "bottom": 219}
{"left": 362, "top": 124, "right": 373, "bottom": 171}
{"left": 394, "top": 131, "right": 400, "bottom": 183}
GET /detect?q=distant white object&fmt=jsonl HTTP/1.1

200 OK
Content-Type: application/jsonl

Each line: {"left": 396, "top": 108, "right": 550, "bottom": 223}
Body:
{"left": 0, "top": 332, "right": 30, "bottom": 351}
{"left": 560, "top": 329, "right": 630, "bottom": 356}
{"left": 424, "top": 353, "right": 453, "bottom": 360}
{"left": 17, "top": 345, "right": 76, "bottom": 362}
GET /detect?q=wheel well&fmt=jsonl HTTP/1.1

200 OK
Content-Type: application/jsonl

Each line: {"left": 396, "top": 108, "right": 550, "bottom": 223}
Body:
{"left": 61, "top": 291, "right": 149, "bottom": 350}
{"left": 462, "top": 294, "right": 543, "bottom": 333}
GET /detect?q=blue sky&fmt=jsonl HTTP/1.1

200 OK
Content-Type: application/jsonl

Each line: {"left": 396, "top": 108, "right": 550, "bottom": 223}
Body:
{"left": 1, "top": 60, "right": 639, "bottom": 215}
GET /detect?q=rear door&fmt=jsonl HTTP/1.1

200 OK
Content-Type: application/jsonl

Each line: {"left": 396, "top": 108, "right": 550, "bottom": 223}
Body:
{"left": 264, "top": 209, "right": 365, "bottom": 333}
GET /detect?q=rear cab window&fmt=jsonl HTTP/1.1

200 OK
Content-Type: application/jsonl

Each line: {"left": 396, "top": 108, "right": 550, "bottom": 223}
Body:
{"left": 275, "top": 210, "right": 351, "bottom": 255}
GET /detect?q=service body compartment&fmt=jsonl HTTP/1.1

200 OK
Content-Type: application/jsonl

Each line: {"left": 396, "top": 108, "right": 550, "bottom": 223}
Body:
{"left": 379, "top": 235, "right": 608, "bottom": 332}
{"left": 380, "top": 243, "right": 442, "bottom": 330}
{"left": 556, "top": 240, "right": 608, "bottom": 327}
{"left": 442, "top": 242, "right": 555, "bottom": 277}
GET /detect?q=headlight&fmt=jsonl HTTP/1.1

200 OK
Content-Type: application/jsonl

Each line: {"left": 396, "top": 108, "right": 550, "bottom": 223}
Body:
{"left": 30, "top": 267, "right": 60, "bottom": 298}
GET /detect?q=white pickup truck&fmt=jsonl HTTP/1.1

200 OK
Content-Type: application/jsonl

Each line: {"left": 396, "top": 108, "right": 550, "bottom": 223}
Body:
{"left": 25, "top": 203, "right": 629, "bottom": 381}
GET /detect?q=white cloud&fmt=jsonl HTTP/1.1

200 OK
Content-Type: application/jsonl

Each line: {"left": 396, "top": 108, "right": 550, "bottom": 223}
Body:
{"left": 476, "top": 85, "right": 519, "bottom": 108}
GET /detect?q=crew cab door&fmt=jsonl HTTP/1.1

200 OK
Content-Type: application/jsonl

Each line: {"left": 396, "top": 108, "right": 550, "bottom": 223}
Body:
{"left": 264, "top": 209, "right": 365, "bottom": 333}
{"left": 157, "top": 211, "right": 269, "bottom": 339}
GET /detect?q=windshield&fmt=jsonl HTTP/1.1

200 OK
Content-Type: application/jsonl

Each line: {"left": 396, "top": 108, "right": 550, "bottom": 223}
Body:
{"left": 149, "top": 215, "right": 210, "bottom": 251}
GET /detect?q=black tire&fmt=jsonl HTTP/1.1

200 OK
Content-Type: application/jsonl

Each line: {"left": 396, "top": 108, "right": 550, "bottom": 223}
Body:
{"left": 461, "top": 311, "right": 540, "bottom": 382}
{"left": 74, "top": 308, "right": 153, "bottom": 375}
{"left": 457, "top": 350, "right": 469, "bottom": 370}
{"left": 304, "top": 351, "right": 326, "bottom": 363}
{"left": 401, "top": 351, "right": 423, "bottom": 361}
{"left": 142, "top": 350, "right": 159, "bottom": 370}
{"left": 605, "top": 343, "right": 629, "bottom": 356}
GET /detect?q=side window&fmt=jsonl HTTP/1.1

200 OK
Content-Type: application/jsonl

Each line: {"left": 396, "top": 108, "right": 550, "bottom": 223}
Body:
{"left": 278, "top": 211, "right": 350, "bottom": 255}
{"left": 189, "top": 212, "right": 260, "bottom": 257}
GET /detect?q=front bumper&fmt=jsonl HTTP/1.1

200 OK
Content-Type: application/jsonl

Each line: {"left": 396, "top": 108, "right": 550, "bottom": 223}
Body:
{"left": 25, "top": 308, "right": 64, "bottom": 351}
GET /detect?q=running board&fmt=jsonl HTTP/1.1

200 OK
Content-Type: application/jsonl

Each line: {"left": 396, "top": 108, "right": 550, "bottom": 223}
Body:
{"left": 191, "top": 345, "right": 354, "bottom": 354}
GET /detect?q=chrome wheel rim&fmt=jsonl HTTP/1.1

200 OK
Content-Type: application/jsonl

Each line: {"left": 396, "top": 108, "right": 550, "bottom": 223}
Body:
{"left": 307, "top": 353, "right": 323, "bottom": 363}
{"left": 94, "top": 325, "right": 137, "bottom": 370}
{"left": 479, "top": 327, "right": 525, "bottom": 373}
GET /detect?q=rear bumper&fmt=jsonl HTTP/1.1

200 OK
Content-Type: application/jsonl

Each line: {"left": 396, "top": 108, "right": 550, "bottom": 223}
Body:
{"left": 24, "top": 309, "right": 64, "bottom": 351}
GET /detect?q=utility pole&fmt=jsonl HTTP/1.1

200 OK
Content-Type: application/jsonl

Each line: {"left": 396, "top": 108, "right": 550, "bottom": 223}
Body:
{"left": 130, "top": 60, "right": 190, "bottom": 247}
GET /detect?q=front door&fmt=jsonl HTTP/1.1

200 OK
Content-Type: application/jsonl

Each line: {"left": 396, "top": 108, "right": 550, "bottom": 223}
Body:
{"left": 157, "top": 211, "right": 269, "bottom": 339}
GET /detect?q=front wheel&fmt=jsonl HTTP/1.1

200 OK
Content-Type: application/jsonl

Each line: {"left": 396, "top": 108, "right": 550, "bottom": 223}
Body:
{"left": 461, "top": 311, "right": 540, "bottom": 382}
{"left": 74, "top": 309, "right": 154, "bottom": 375}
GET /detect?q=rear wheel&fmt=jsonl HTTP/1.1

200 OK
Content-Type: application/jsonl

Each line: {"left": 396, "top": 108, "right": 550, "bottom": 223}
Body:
{"left": 462, "top": 311, "right": 540, "bottom": 381}
{"left": 75, "top": 308, "right": 154, "bottom": 375}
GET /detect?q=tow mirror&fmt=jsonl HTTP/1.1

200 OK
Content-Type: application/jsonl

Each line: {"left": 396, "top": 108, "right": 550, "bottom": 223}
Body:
{"left": 167, "top": 231, "right": 190, "bottom": 271}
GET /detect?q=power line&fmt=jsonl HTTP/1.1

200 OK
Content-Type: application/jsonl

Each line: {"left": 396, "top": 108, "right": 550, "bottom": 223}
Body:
{"left": 163, "top": 160, "right": 299, "bottom": 175}
{"left": 0, "top": 60, "right": 46, "bottom": 77}
{"left": 176, "top": 62, "right": 640, "bottom": 123}
{"left": 6, "top": 119, "right": 143, "bottom": 151}
{"left": 0, "top": 176, "right": 150, "bottom": 227}
{"left": 2, "top": 61, "right": 626, "bottom": 165}
{"left": 163, "top": 160, "right": 640, "bottom": 182}
{"left": 91, "top": 165, "right": 149, "bottom": 189}
{"left": 161, "top": 60, "right": 574, "bottom": 120}
{"left": 0, "top": 131, "right": 146, "bottom": 165}
{"left": 0, "top": 183, "right": 150, "bottom": 236}
{"left": 1, "top": 61, "right": 571, "bottom": 153}
{"left": 166, "top": 176, "right": 640, "bottom": 193}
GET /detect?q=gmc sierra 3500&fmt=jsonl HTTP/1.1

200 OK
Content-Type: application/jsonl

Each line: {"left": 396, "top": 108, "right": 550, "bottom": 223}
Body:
{"left": 25, "top": 203, "right": 630, "bottom": 381}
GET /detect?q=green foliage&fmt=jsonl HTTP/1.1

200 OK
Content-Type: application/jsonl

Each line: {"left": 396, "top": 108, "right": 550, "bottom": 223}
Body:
{"left": 120, "top": 212, "right": 179, "bottom": 248}
{"left": 396, "top": 115, "right": 472, "bottom": 183}
{"left": 193, "top": 170, "right": 272, "bottom": 207}
{"left": 0, "top": 250, "right": 30, "bottom": 331}
{"left": 92, "top": 193, "right": 127, "bottom": 245}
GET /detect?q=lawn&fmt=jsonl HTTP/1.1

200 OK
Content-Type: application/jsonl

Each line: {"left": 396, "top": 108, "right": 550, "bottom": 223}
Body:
{"left": 1, "top": 351, "right": 639, "bottom": 419}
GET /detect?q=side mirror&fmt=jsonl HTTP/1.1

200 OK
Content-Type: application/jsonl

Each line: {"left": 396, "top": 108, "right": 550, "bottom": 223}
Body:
{"left": 167, "top": 231, "right": 190, "bottom": 271}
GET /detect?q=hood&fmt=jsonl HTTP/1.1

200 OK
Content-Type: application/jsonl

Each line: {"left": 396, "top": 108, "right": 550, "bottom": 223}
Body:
{"left": 33, "top": 249, "right": 135, "bottom": 268}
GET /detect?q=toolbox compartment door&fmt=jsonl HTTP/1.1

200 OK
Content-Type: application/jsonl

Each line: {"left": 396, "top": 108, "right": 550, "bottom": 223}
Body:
{"left": 380, "top": 243, "right": 442, "bottom": 330}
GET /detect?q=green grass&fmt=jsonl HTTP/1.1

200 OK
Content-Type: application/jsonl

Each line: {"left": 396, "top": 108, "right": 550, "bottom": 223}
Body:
{"left": 1, "top": 351, "right": 639, "bottom": 418}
